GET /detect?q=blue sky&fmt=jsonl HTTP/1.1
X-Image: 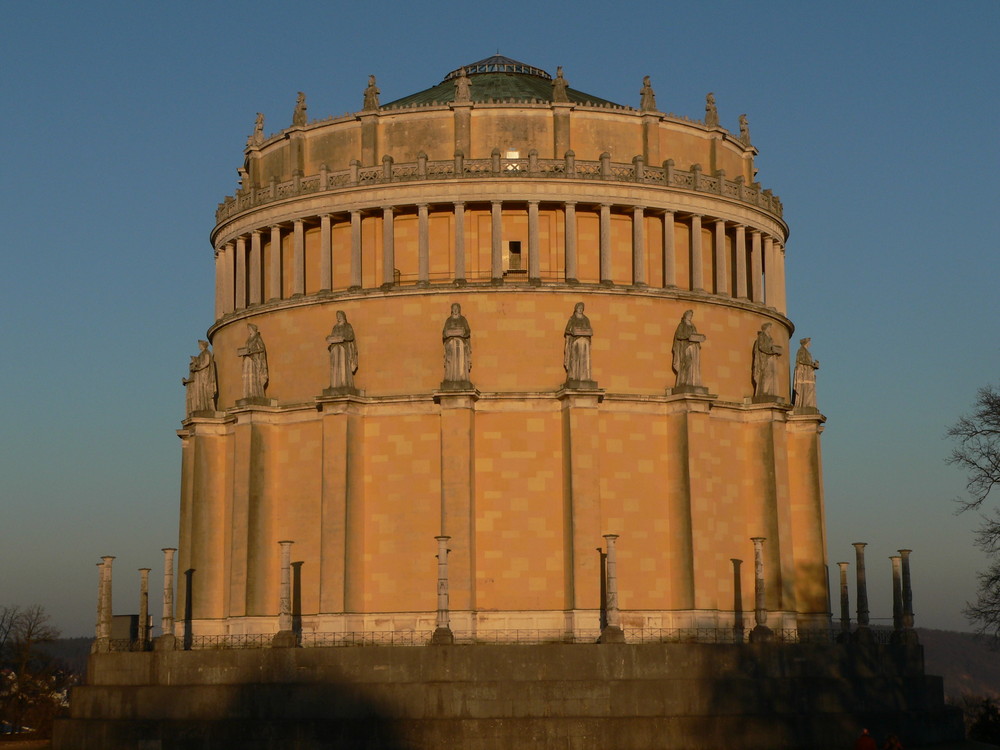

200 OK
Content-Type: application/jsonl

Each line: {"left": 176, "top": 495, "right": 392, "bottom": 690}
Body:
{"left": 1, "top": 2, "right": 997, "bottom": 636}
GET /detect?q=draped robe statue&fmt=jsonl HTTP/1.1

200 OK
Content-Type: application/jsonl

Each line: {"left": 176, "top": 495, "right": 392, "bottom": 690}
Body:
{"left": 327, "top": 311, "right": 358, "bottom": 391}
{"left": 563, "top": 302, "right": 594, "bottom": 385}
{"left": 238, "top": 324, "right": 268, "bottom": 400}
{"left": 752, "top": 323, "right": 782, "bottom": 399}
{"left": 793, "top": 337, "right": 820, "bottom": 410}
{"left": 183, "top": 340, "right": 217, "bottom": 414}
{"left": 671, "top": 310, "right": 706, "bottom": 390}
{"left": 442, "top": 303, "right": 472, "bottom": 386}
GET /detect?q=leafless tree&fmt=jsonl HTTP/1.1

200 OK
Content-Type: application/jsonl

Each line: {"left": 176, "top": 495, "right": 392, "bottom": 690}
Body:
{"left": 948, "top": 385, "right": 1000, "bottom": 640}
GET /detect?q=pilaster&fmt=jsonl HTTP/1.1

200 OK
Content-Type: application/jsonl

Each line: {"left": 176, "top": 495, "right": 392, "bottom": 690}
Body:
{"left": 436, "top": 392, "right": 477, "bottom": 614}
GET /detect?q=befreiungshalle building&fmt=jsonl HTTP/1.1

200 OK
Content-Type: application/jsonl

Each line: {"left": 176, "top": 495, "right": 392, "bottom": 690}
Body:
{"left": 55, "top": 56, "right": 963, "bottom": 750}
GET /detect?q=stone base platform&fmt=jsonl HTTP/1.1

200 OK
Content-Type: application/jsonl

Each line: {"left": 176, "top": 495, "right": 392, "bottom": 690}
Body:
{"left": 53, "top": 642, "right": 964, "bottom": 750}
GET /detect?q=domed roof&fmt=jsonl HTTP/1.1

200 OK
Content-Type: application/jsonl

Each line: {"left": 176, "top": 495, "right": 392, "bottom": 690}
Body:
{"left": 382, "top": 55, "right": 622, "bottom": 109}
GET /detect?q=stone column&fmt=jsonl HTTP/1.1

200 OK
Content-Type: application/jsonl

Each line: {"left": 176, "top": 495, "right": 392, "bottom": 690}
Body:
{"left": 731, "top": 558, "right": 745, "bottom": 640}
{"left": 95, "top": 556, "right": 115, "bottom": 650}
{"left": 453, "top": 202, "right": 466, "bottom": 284}
{"left": 528, "top": 200, "right": 540, "bottom": 282}
{"left": 272, "top": 540, "right": 295, "bottom": 647}
{"left": 890, "top": 554, "right": 903, "bottom": 632}
{"left": 599, "top": 204, "right": 612, "bottom": 284}
{"left": 899, "top": 549, "right": 914, "bottom": 629}
{"left": 214, "top": 247, "right": 224, "bottom": 320}
{"left": 418, "top": 203, "right": 429, "bottom": 286}
{"left": 852, "top": 542, "right": 872, "bottom": 643}
{"left": 249, "top": 230, "right": 263, "bottom": 305}
{"left": 350, "top": 210, "right": 362, "bottom": 290}
{"left": 491, "top": 201, "right": 503, "bottom": 283}
{"left": 221, "top": 242, "right": 235, "bottom": 316}
{"left": 268, "top": 225, "right": 281, "bottom": 301}
{"left": 320, "top": 214, "right": 332, "bottom": 291}
{"left": 138, "top": 568, "right": 150, "bottom": 648}
{"left": 690, "top": 215, "right": 704, "bottom": 291}
{"left": 632, "top": 206, "right": 646, "bottom": 286}
{"left": 714, "top": 219, "right": 729, "bottom": 295}
{"left": 750, "top": 231, "right": 763, "bottom": 303}
{"left": 749, "top": 538, "right": 773, "bottom": 641}
{"left": 161, "top": 547, "right": 176, "bottom": 641}
{"left": 564, "top": 202, "right": 578, "bottom": 283}
{"left": 431, "top": 535, "right": 454, "bottom": 644}
{"left": 381, "top": 206, "right": 395, "bottom": 289}
{"left": 235, "top": 236, "right": 247, "bottom": 310}
{"left": 837, "top": 561, "right": 851, "bottom": 637}
{"left": 292, "top": 219, "right": 305, "bottom": 296}
{"left": 662, "top": 211, "right": 676, "bottom": 287}
{"left": 735, "top": 225, "right": 748, "bottom": 299}
{"left": 601, "top": 534, "right": 625, "bottom": 643}
{"left": 763, "top": 235, "right": 775, "bottom": 307}
{"left": 774, "top": 241, "right": 787, "bottom": 313}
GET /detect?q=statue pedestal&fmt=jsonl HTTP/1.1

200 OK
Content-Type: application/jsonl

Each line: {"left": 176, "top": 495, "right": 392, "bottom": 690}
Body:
{"left": 322, "top": 386, "right": 359, "bottom": 397}
{"left": 749, "top": 625, "right": 773, "bottom": 643}
{"left": 440, "top": 380, "right": 474, "bottom": 391}
{"left": 271, "top": 630, "right": 298, "bottom": 648}
{"left": 668, "top": 385, "right": 709, "bottom": 396}
{"left": 751, "top": 394, "right": 784, "bottom": 405}
{"left": 153, "top": 634, "right": 177, "bottom": 651}
{"left": 599, "top": 625, "right": 625, "bottom": 644}
{"left": 236, "top": 397, "right": 277, "bottom": 407}
{"left": 430, "top": 627, "right": 454, "bottom": 645}
{"left": 564, "top": 379, "right": 598, "bottom": 390}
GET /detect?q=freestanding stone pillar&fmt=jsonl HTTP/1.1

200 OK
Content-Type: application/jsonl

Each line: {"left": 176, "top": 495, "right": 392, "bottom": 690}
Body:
{"left": 93, "top": 556, "right": 115, "bottom": 653}
{"left": 731, "top": 558, "right": 744, "bottom": 640}
{"left": 600, "top": 534, "right": 625, "bottom": 643}
{"left": 138, "top": 568, "right": 150, "bottom": 648}
{"left": 837, "top": 561, "right": 851, "bottom": 638}
{"left": 431, "top": 535, "right": 454, "bottom": 644}
{"left": 852, "top": 542, "right": 873, "bottom": 644}
{"left": 273, "top": 540, "right": 296, "bottom": 647}
{"left": 156, "top": 547, "right": 176, "bottom": 650}
{"left": 899, "top": 548, "right": 918, "bottom": 644}
{"left": 749, "top": 538, "right": 772, "bottom": 642}
{"left": 890, "top": 555, "right": 903, "bottom": 633}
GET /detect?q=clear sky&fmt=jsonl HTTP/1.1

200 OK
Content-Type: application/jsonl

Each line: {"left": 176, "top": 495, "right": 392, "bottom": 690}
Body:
{"left": 1, "top": 1, "right": 997, "bottom": 637}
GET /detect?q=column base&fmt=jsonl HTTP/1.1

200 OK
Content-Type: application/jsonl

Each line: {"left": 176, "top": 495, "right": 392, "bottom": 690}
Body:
{"left": 749, "top": 624, "right": 773, "bottom": 643}
{"left": 751, "top": 394, "right": 784, "bottom": 405}
{"left": 564, "top": 379, "right": 599, "bottom": 390}
{"left": 236, "top": 397, "right": 277, "bottom": 407}
{"left": 453, "top": 278, "right": 468, "bottom": 287}
{"left": 598, "top": 625, "right": 625, "bottom": 644}
{"left": 851, "top": 626, "right": 875, "bottom": 646}
{"left": 430, "top": 627, "right": 454, "bottom": 645}
{"left": 154, "top": 634, "right": 177, "bottom": 651}
{"left": 272, "top": 630, "right": 298, "bottom": 648}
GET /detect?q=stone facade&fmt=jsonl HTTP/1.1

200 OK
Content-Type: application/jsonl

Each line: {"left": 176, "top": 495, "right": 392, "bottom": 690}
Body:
{"left": 175, "top": 56, "right": 825, "bottom": 641}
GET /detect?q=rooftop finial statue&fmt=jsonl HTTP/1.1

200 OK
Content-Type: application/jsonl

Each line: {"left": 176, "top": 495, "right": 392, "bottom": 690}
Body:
{"left": 183, "top": 340, "right": 217, "bottom": 415}
{"left": 238, "top": 323, "right": 269, "bottom": 400}
{"left": 672, "top": 310, "right": 707, "bottom": 392}
{"left": 752, "top": 323, "right": 782, "bottom": 400}
{"left": 454, "top": 67, "right": 471, "bottom": 103}
{"left": 564, "top": 302, "right": 595, "bottom": 387}
{"left": 326, "top": 311, "right": 359, "bottom": 393}
{"left": 793, "top": 337, "right": 819, "bottom": 411}
{"left": 738, "top": 113, "right": 751, "bottom": 146}
{"left": 442, "top": 303, "right": 472, "bottom": 388}
{"left": 292, "top": 92, "right": 307, "bottom": 127}
{"left": 640, "top": 75, "right": 656, "bottom": 112}
{"left": 363, "top": 75, "right": 380, "bottom": 111}
{"left": 552, "top": 66, "right": 570, "bottom": 103}
{"left": 705, "top": 92, "right": 719, "bottom": 127}
{"left": 250, "top": 112, "right": 264, "bottom": 146}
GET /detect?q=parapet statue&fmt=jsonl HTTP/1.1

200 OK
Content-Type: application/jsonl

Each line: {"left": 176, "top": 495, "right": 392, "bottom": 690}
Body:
{"left": 363, "top": 75, "right": 380, "bottom": 111}
{"left": 292, "top": 92, "right": 307, "bottom": 127}
{"left": 640, "top": 75, "right": 656, "bottom": 112}
{"left": 793, "top": 337, "right": 820, "bottom": 411}
{"left": 442, "top": 303, "right": 472, "bottom": 387}
{"left": 250, "top": 112, "right": 264, "bottom": 146}
{"left": 326, "top": 311, "right": 359, "bottom": 393}
{"left": 564, "top": 302, "right": 595, "bottom": 386}
{"left": 183, "top": 340, "right": 218, "bottom": 415}
{"left": 671, "top": 310, "right": 707, "bottom": 392}
{"left": 552, "top": 66, "right": 570, "bottom": 103}
{"left": 705, "top": 92, "right": 719, "bottom": 127}
{"left": 454, "top": 67, "right": 471, "bottom": 103}
{"left": 752, "top": 323, "right": 782, "bottom": 399}
{"left": 738, "top": 113, "right": 751, "bottom": 146}
{"left": 238, "top": 323, "right": 269, "bottom": 400}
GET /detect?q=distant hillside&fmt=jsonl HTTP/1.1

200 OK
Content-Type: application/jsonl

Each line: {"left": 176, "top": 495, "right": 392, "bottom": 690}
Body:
{"left": 36, "top": 630, "right": 999, "bottom": 701}
{"left": 918, "top": 628, "right": 1000, "bottom": 700}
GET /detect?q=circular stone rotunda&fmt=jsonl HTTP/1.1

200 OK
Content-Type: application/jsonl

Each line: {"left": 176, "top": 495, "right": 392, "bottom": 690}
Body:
{"left": 55, "top": 56, "right": 964, "bottom": 750}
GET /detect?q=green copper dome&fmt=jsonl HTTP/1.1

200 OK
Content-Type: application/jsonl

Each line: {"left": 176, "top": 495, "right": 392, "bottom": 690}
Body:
{"left": 382, "top": 55, "right": 622, "bottom": 109}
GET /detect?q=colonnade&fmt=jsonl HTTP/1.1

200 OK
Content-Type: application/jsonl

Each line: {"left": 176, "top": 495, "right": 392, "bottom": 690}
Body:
{"left": 214, "top": 202, "right": 787, "bottom": 320}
